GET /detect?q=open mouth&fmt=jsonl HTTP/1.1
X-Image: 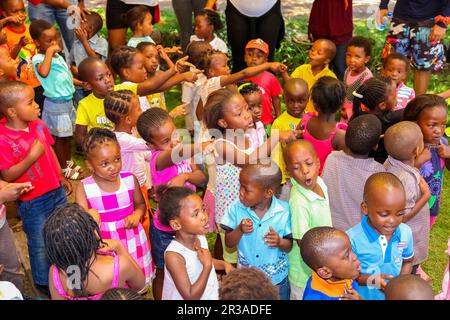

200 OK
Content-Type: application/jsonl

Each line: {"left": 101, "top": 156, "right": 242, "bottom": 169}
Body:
{"left": 304, "top": 178, "right": 313, "bottom": 186}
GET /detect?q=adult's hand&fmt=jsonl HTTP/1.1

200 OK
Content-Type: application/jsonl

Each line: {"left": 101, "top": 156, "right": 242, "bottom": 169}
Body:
{"left": 429, "top": 24, "right": 446, "bottom": 43}
{"left": 42, "top": 0, "right": 89, "bottom": 21}
{"left": 377, "top": 8, "right": 389, "bottom": 25}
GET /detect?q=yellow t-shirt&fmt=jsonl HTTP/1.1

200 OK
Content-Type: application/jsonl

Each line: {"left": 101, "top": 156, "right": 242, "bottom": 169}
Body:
{"left": 271, "top": 111, "right": 302, "bottom": 184}
{"left": 146, "top": 93, "right": 167, "bottom": 111}
{"left": 75, "top": 83, "right": 138, "bottom": 131}
{"left": 291, "top": 64, "right": 337, "bottom": 113}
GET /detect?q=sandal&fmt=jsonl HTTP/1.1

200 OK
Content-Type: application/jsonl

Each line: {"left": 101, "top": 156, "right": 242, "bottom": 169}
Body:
{"left": 62, "top": 160, "right": 84, "bottom": 180}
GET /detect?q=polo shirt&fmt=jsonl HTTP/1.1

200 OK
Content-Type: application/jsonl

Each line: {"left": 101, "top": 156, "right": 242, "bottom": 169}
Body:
{"left": 69, "top": 33, "right": 108, "bottom": 67}
{"left": 346, "top": 216, "right": 414, "bottom": 300}
{"left": 303, "top": 272, "right": 359, "bottom": 300}
{"left": 220, "top": 196, "right": 292, "bottom": 285}
{"left": 287, "top": 177, "right": 332, "bottom": 288}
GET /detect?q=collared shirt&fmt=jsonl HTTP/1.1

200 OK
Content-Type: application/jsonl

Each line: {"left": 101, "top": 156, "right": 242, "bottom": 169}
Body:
{"left": 346, "top": 216, "right": 414, "bottom": 300}
{"left": 290, "top": 64, "right": 337, "bottom": 113}
{"left": 69, "top": 33, "right": 108, "bottom": 67}
{"left": 220, "top": 196, "right": 292, "bottom": 285}
{"left": 287, "top": 177, "right": 332, "bottom": 288}
{"left": 303, "top": 272, "right": 359, "bottom": 300}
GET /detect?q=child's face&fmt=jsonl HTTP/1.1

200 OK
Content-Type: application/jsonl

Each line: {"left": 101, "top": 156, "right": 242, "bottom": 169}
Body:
{"left": 127, "top": 96, "right": 142, "bottom": 128}
{"left": 140, "top": 45, "right": 159, "bottom": 75}
{"left": 139, "top": 12, "right": 153, "bottom": 37}
{"left": 346, "top": 46, "right": 370, "bottom": 74}
{"left": 218, "top": 94, "right": 254, "bottom": 131}
{"left": 8, "top": 86, "right": 40, "bottom": 122}
{"left": 284, "top": 145, "right": 320, "bottom": 190}
{"left": 244, "top": 48, "right": 267, "bottom": 67}
{"left": 122, "top": 52, "right": 148, "bottom": 83}
{"left": 239, "top": 170, "right": 270, "bottom": 208}
{"left": 2, "top": 0, "right": 26, "bottom": 28}
{"left": 0, "top": 47, "right": 18, "bottom": 79}
{"left": 284, "top": 86, "right": 308, "bottom": 119}
{"left": 148, "top": 119, "right": 181, "bottom": 151}
{"left": 85, "top": 61, "right": 114, "bottom": 98}
{"left": 86, "top": 142, "right": 122, "bottom": 182}
{"left": 417, "top": 106, "right": 447, "bottom": 145}
{"left": 35, "top": 27, "right": 59, "bottom": 53}
{"left": 194, "top": 15, "right": 213, "bottom": 40}
{"left": 382, "top": 59, "right": 408, "bottom": 85}
{"left": 171, "top": 194, "right": 209, "bottom": 234}
{"left": 207, "top": 53, "right": 230, "bottom": 77}
{"left": 243, "top": 92, "right": 262, "bottom": 123}
{"left": 309, "top": 41, "right": 332, "bottom": 68}
{"left": 362, "top": 184, "right": 406, "bottom": 237}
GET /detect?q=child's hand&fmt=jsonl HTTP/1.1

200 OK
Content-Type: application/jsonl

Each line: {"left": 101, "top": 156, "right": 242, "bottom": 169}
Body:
{"left": 368, "top": 274, "right": 393, "bottom": 291}
{"left": 0, "top": 182, "right": 34, "bottom": 203}
{"left": 75, "top": 27, "right": 88, "bottom": 42}
{"left": 169, "top": 103, "right": 187, "bottom": 118}
{"left": 415, "top": 146, "right": 432, "bottom": 168}
{"left": 164, "top": 46, "right": 183, "bottom": 55}
{"left": 182, "top": 70, "right": 201, "bottom": 83}
{"left": 28, "top": 140, "right": 45, "bottom": 161}
{"left": 124, "top": 212, "right": 141, "bottom": 229}
{"left": 167, "top": 173, "right": 188, "bottom": 187}
{"left": 195, "top": 241, "right": 213, "bottom": 269}
{"left": 268, "top": 62, "right": 288, "bottom": 73}
{"left": 18, "top": 35, "right": 30, "bottom": 48}
{"left": 156, "top": 45, "right": 172, "bottom": 64}
{"left": 436, "top": 144, "right": 450, "bottom": 159}
{"left": 61, "top": 177, "right": 73, "bottom": 196}
{"left": 279, "top": 130, "right": 302, "bottom": 142}
{"left": 263, "top": 226, "right": 281, "bottom": 247}
{"left": 175, "top": 56, "right": 195, "bottom": 73}
{"left": 419, "top": 175, "right": 431, "bottom": 197}
{"left": 6, "top": 15, "right": 26, "bottom": 25}
{"left": 340, "top": 283, "right": 363, "bottom": 300}
{"left": 223, "top": 261, "right": 234, "bottom": 274}
{"left": 239, "top": 218, "right": 253, "bottom": 234}
{"left": 47, "top": 44, "right": 61, "bottom": 55}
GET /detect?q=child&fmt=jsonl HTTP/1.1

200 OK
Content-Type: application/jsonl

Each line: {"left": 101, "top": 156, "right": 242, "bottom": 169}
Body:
{"left": 381, "top": 52, "right": 415, "bottom": 111}
{"left": 403, "top": 94, "right": 450, "bottom": 227}
{"left": 300, "top": 227, "right": 362, "bottom": 300}
{"left": 219, "top": 267, "right": 280, "bottom": 300}
{"left": 384, "top": 274, "right": 434, "bottom": 300}
{"left": 104, "top": 90, "right": 152, "bottom": 239}
{"left": 243, "top": 39, "right": 283, "bottom": 126}
{"left": 238, "top": 82, "right": 266, "bottom": 148}
{"left": 157, "top": 185, "right": 233, "bottom": 300}
{"left": 322, "top": 114, "right": 385, "bottom": 231}
{"left": 221, "top": 163, "right": 293, "bottom": 300}
{"left": 0, "top": 81, "right": 70, "bottom": 294}
{"left": 136, "top": 107, "right": 208, "bottom": 300}
{"left": 44, "top": 204, "right": 146, "bottom": 300}
{"left": 125, "top": 5, "right": 155, "bottom": 48}
{"left": 285, "top": 38, "right": 337, "bottom": 113}
{"left": 340, "top": 36, "right": 373, "bottom": 122}
{"left": 0, "top": 46, "right": 17, "bottom": 80}
{"left": 271, "top": 78, "right": 309, "bottom": 200}
{"left": 384, "top": 121, "right": 431, "bottom": 271}
{"left": 29, "top": 19, "right": 78, "bottom": 179}
{"left": 300, "top": 76, "right": 347, "bottom": 174}
{"left": 75, "top": 128, "right": 154, "bottom": 287}
{"left": 283, "top": 140, "right": 333, "bottom": 300}
{"left": 347, "top": 172, "right": 414, "bottom": 300}
{"left": 190, "top": 9, "right": 227, "bottom": 54}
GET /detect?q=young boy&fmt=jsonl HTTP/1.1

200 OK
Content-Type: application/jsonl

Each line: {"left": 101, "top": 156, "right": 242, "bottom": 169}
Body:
{"left": 346, "top": 172, "right": 414, "bottom": 300}
{"left": 283, "top": 140, "right": 332, "bottom": 300}
{"left": 384, "top": 274, "right": 434, "bottom": 300}
{"left": 300, "top": 227, "right": 362, "bottom": 300}
{"left": 383, "top": 121, "right": 431, "bottom": 270}
{"left": 220, "top": 163, "right": 293, "bottom": 300}
{"left": 0, "top": 81, "right": 70, "bottom": 296}
{"left": 322, "top": 114, "right": 386, "bottom": 231}
{"left": 284, "top": 39, "right": 337, "bottom": 113}
{"left": 244, "top": 39, "right": 283, "bottom": 126}
{"left": 381, "top": 52, "right": 415, "bottom": 111}
{"left": 271, "top": 78, "right": 309, "bottom": 201}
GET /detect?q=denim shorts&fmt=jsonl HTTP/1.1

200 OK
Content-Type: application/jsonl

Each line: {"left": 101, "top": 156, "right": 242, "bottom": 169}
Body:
{"left": 42, "top": 97, "right": 76, "bottom": 137}
{"left": 150, "top": 219, "right": 175, "bottom": 269}
{"left": 276, "top": 276, "right": 291, "bottom": 300}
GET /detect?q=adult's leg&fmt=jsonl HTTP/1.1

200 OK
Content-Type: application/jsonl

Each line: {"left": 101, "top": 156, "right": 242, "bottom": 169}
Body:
{"left": 331, "top": 43, "right": 348, "bottom": 80}
{"left": 106, "top": 0, "right": 130, "bottom": 53}
{"left": 172, "top": 0, "right": 195, "bottom": 53}
{"left": 413, "top": 69, "right": 431, "bottom": 95}
{"left": 54, "top": 0, "right": 77, "bottom": 52}
{"left": 0, "top": 223, "right": 24, "bottom": 291}
{"left": 255, "top": 0, "right": 284, "bottom": 63}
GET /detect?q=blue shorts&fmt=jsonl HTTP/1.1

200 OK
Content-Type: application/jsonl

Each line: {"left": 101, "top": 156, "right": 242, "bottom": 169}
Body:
{"left": 150, "top": 219, "right": 175, "bottom": 269}
{"left": 42, "top": 97, "right": 76, "bottom": 137}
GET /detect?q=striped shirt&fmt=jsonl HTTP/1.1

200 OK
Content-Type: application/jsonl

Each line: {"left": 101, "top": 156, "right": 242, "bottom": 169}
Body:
{"left": 394, "top": 82, "right": 415, "bottom": 111}
{"left": 0, "top": 204, "right": 6, "bottom": 229}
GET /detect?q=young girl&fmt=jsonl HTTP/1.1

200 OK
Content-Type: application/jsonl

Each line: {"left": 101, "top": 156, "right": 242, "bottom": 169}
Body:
{"left": 190, "top": 9, "right": 228, "bottom": 54}
{"left": 44, "top": 203, "right": 146, "bottom": 300}
{"left": 136, "top": 107, "right": 208, "bottom": 300}
{"left": 125, "top": 5, "right": 155, "bottom": 47}
{"left": 75, "top": 128, "right": 154, "bottom": 287}
{"left": 158, "top": 185, "right": 233, "bottom": 300}
{"left": 103, "top": 90, "right": 152, "bottom": 238}
{"left": 403, "top": 94, "right": 450, "bottom": 227}
{"left": 299, "top": 76, "right": 347, "bottom": 174}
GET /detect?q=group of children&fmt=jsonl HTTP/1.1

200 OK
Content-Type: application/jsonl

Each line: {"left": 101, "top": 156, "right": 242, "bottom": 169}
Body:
{"left": 0, "top": 0, "right": 449, "bottom": 301}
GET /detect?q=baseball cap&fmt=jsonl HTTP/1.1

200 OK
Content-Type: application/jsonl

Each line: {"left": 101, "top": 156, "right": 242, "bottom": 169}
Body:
{"left": 245, "top": 39, "right": 269, "bottom": 56}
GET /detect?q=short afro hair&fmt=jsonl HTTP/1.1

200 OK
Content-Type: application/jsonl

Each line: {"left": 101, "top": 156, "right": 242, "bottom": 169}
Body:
{"left": 347, "top": 36, "right": 372, "bottom": 57}
{"left": 346, "top": 114, "right": 382, "bottom": 155}
{"left": 29, "top": 19, "right": 53, "bottom": 40}
{"left": 363, "top": 172, "right": 405, "bottom": 202}
{"left": 240, "top": 162, "right": 282, "bottom": 192}
{"left": 300, "top": 227, "right": 341, "bottom": 271}
{"left": 0, "top": 80, "right": 31, "bottom": 113}
{"left": 384, "top": 121, "right": 423, "bottom": 161}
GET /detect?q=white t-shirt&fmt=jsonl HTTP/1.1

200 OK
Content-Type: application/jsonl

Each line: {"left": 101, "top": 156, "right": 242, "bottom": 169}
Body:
{"left": 162, "top": 235, "right": 219, "bottom": 300}
{"left": 182, "top": 71, "right": 207, "bottom": 123}
{"left": 190, "top": 34, "right": 228, "bottom": 54}
{"left": 0, "top": 281, "right": 23, "bottom": 300}
{"left": 229, "top": 0, "right": 277, "bottom": 17}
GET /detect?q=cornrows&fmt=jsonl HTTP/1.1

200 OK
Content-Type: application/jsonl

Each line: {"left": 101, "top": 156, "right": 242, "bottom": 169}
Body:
{"left": 136, "top": 107, "right": 171, "bottom": 142}
{"left": 82, "top": 127, "right": 119, "bottom": 158}
{"left": 104, "top": 89, "right": 135, "bottom": 125}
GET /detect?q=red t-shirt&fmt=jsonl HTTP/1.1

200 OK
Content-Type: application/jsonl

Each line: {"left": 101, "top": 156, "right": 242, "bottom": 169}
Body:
{"left": 0, "top": 119, "right": 62, "bottom": 201}
{"left": 245, "top": 71, "right": 283, "bottom": 125}
{"left": 28, "top": 0, "right": 42, "bottom": 5}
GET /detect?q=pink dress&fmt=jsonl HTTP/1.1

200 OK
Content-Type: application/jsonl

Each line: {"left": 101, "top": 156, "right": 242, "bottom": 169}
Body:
{"left": 81, "top": 172, "right": 154, "bottom": 284}
{"left": 301, "top": 112, "right": 347, "bottom": 175}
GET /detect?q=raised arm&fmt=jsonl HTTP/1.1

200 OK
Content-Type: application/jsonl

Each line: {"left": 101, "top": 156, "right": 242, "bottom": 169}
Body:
{"left": 219, "top": 62, "right": 287, "bottom": 87}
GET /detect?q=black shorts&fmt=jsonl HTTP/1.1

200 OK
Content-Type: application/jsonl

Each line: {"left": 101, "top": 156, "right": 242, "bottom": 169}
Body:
{"left": 106, "top": 0, "right": 156, "bottom": 30}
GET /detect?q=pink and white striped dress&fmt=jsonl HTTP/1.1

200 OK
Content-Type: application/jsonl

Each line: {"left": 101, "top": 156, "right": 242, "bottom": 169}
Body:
{"left": 81, "top": 172, "right": 154, "bottom": 285}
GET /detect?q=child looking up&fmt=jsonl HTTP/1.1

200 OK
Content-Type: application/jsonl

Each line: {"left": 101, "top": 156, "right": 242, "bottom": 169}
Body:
{"left": 125, "top": 5, "right": 155, "bottom": 48}
{"left": 347, "top": 172, "right": 414, "bottom": 300}
{"left": 384, "top": 121, "right": 431, "bottom": 271}
{"left": 403, "top": 94, "right": 450, "bottom": 227}
{"left": 384, "top": 274, "right": 434, "bottom": 300}
{"left": 238, "top": 82, "right": 266, "bottom": 148}
{"left": 283, "top": 140, "right": 333, "bottom": 300}
{"left": 190, "top": 9, "right": 227, "bottom": 54}
{"left": 284, "top": 39, "right": 337, "bottom": 113}
{"left": 0, "top": 81, "right": 70, "bottom": 295}
{"left": 44, "top": 204, "right": 146, "bottom": 300}
{"left": 322, "top": 114, "right": 385, "bottom": 231}
{"left": 300, "top": 76, "right": 347, "bottom": 174}
{"left": 0, "top": 46, "right": 17, "bottom": 80}
{"left": 221, "top": 163, "right": 293, "bottom": 300}
{"left": 75, "top": 128, "right": 154, "bottom": 287}
{"left": 300, "top": 227, "right": 362, "bottom": 300}
{"left": 381, "top": 52, "right": 415, "bottom": 111}
{"left": 271, "top": 78, "right": 309, "bottom": 200}
{"left": 158, "top": 186, "right": 233, "bottom": 300}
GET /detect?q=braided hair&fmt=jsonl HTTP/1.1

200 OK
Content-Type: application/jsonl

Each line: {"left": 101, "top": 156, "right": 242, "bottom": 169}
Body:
{"left": 43, "top": 204, "right": 105, "bottom": 298}
{"left": 136, "top": 107, "right": 171, "bottom": 142}
{"left": 352, "top": 75, "right": 391, "bottom": 117}
{"left": 238, "top": 82, "right": 259, "bottom": 96}
{"left": 104, "top": 90, "right": 136, "bottom": 125}
{"left": 195, "top": 9, "right": 224, "bottom": 31}
{"left": 403, "top": 94, "right": 447, "bottom": 122}
{"left": 83, "top": 127, "right": 119, "bottom": 158}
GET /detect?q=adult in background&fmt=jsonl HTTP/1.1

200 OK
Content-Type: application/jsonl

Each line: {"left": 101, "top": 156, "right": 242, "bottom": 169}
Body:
{"left": 378, "top": 0, "right": 449, "bottom": 95}
{"left": 207, "top": 0, "right": 285, "bottom": 72}
{"left": 308, "top": 0, "right": 353, "bottom": 80}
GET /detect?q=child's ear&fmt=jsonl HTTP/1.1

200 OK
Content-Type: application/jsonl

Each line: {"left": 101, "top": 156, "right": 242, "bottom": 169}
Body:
{"left": 364, "top": 55, "right": 371, "bottom": 64}
{"left": 82, "top": 81, "right": 92, "bottom": 91}
{"left": 84, "top": 159, "right": 94, "bottom": 172}
{"left": 169, "top": 219, "right": 181, "bottom": 231}
{"left": 5, "top": 107, "right": 16, "bottom": 118}
{"left": 360, "top": 201, "right": 369, "bottom": 216}
{"left": 377, "top": 102, "right": 387, "bottom": 112}
{"left": 316, "top": 266, "right": 333, "bottom": 280}
{"left": 217, "top": 118, "right": 227, "bottom": 129}
{"left": 122, "top": 68, "right": 131, "bottom": 81}
{"left": 265, "top": 188, "right": 274, "bottom": 199}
